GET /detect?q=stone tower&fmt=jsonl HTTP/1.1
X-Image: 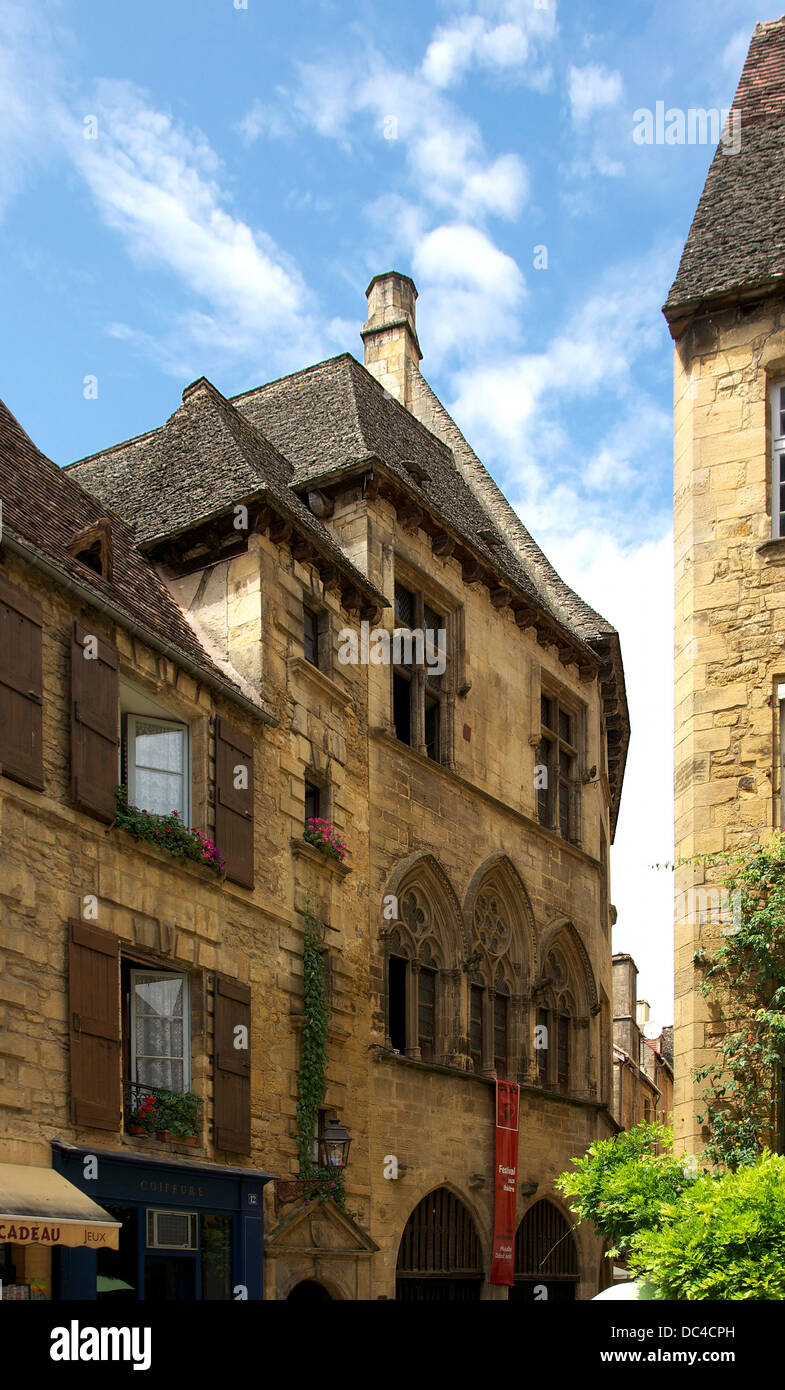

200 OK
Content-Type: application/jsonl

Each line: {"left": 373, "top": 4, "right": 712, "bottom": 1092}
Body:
{"left": 664, "top": 18, "right": 785, "bottom": 1153}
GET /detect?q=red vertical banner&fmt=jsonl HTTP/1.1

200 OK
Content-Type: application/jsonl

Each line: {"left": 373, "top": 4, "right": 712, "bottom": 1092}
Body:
{"left": 490, "top": 1079, "right": 520, "bottom": 1286}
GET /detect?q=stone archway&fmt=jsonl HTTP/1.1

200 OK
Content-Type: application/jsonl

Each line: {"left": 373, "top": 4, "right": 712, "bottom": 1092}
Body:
{"left": 509, "top": 1198, "right": 579, "bottom": 1301}
{"left": 396, "top": 1187, "right": 484, "bottom": 1301}
{"left": 286, "top": 1279, "right": 333, "bottom": 1301}
{"left": 265, "top": 1200, "right": 378, "bottom": 1301}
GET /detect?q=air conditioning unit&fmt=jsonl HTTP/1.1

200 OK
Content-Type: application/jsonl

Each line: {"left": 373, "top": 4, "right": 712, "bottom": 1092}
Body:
{"left": 146, "top": 1209, "right": 198, "bottom": 1251}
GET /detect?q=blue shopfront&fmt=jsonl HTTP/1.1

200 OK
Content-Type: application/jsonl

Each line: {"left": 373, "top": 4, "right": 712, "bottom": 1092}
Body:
{"left": 52, "top": 1141, "right": 273, "bottom": 1301}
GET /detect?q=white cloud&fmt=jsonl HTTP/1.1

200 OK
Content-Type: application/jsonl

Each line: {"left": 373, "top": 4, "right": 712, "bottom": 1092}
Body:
{"left": 447, "top": 246, "right": 672, "bottom": 463}
{"left": 412, "top": 223, "right": 526, "bottom": 363}
{"left": 568, "top": 63, "right": 623, "bottom": 123}
{"left": 236, "top": 98, "right": 291, "bottom": 143}
{"left": 71, "top": 81, "right": 320, "bottom": 376}
{"left": 0, "top": 1, "right": 66, "bottom": 218}
{"left": 421, "top": 0, "right": 557, "bottom": 89}
{"left": 722, "top": 26, "right": 750, "bottom": 75}
{"left": 257, "top": 54, "right": 529, "bottom": 222}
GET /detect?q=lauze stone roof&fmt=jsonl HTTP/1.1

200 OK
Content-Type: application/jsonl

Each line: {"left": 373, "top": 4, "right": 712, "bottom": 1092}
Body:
{"left": 67, "top": 349, "right": 629, "bottom": 834}
{"left": 665, "top": 17, "right": 785, "bottom": 327}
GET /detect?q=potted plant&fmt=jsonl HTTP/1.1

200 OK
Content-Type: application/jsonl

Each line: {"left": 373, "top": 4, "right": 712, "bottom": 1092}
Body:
{"left": 153, "top": 1088, "right": 203, "bottom": 1145}
{"left": 114, "top": 787, "right": 226, "bottom": 875}
{"left": 304, "top": 816, "right": 347, "bottom": 862}
{"left": 127, "top": 1092, "right": 158, "bottom": 1136}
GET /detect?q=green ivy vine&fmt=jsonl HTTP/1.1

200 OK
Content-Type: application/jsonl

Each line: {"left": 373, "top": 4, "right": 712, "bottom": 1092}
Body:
{"left": 295, "top": 894, "right": 347, "bottom": 1210}
{"left": 691, "top": 834, "right": 785, "bottom": 1168}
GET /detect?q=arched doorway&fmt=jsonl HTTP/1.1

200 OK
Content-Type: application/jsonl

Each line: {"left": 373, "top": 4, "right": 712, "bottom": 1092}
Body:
{"left": 286, "top": 1279, "right": 332, "bottom": 1301}
{"left": 510, "top": 1199, "right": 579, "bottom": 1301}
{"left": 396, "top": 1188, "right": 483, "bottom": 1300}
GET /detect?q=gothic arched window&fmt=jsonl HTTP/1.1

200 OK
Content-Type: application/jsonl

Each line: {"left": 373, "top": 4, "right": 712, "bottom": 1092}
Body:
{"left": 385, "top": 886, "right": 449, "bottom": 1063}
{"left": 469, "top": 889, "right": 515, "bottom": 1077}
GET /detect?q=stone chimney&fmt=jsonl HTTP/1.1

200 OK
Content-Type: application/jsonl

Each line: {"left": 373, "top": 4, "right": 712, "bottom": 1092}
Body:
{"left": 361, "top": 272, "right": 422, "bottom": 406}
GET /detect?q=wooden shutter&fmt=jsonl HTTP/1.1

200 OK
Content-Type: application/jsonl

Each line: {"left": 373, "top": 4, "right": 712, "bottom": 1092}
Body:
{"left": 68, "top": 919, "right": 121, "bottom": 1130}
{"left": 213, "top": 973, "right": 251, "bottom": 1154}
{"left": 215, "top": 717, "right": 254, "bottom": 888}
{"left": 0, "top": 577, "right": 43, "bottom": 791}
{"left": 71, "top": 620, "right": 119, "bottom": 823}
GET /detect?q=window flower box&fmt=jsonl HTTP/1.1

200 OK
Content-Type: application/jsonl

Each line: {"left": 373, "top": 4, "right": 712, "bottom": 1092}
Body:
{"left": 125, "top": 1084, "right": 202, "bottom": 1142}
{"left": 114, "top": 786, "right": 225, "bottom": 874}
{"left": 304, "top": 817, "right": 347, "bottom": 863}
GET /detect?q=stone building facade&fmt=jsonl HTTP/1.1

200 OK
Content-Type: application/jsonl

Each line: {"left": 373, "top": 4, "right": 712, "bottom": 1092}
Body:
{"left": 611, "top": 955, "right": 673, "bottom": 1132}
{"left": 665, "top": 18, "right": 785, "bottom": 1153}
{"left": 1, "top": 270, "right": 628, "bottom": 1299}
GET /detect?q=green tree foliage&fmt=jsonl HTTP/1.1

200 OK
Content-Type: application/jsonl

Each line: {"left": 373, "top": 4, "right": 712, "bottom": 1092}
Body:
{"left": 692, "top": 833, "right": 785, "bottom": 1167}
{"left": 556, "top": 1123, "right": 692, "bottom": 1256}
{"left": 629, "top": 1153, "right": 785, "bottom": 1300}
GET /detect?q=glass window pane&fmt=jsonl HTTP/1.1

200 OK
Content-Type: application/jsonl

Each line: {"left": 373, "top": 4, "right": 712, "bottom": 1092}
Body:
{"left": 558, "top": 1014, "right": 569, "bottom": 1088}
{"left": 537, "top": 1007, "right": 549, "bottom": 1080}
{"left": 470, "top": 985, "right": 484, "bottom": 1068}
{"left": 424, "top": 695, "right": 440, "bottom": 761}
{"left": 537, "top": 739, "right": 550, "bottom": 825}
{"left": 418, "top": 967, "right": 436, "bottom": 1061}
{"left": 133, "top": 973, "right": 186, "bottom": 1091}
{"left": 394, "top": 585, "right": 414, "bottom": 625}
{"left": 541, "top": 696, "right": 553, "bottom": 729}
{"left": 558, "top": 709, "right": 572, "bottom": 743}
{"left": 200, "top": 1214, "right": 233, "bottom": 1300}
{"left": 423, "top": 602, "right": 441, "bottom": 635}
{"left": 493, "top": 994, "right": 508, "bottom": 1078}
{"left": 559, "top": 783, "right": 570, "bottom": 838}
{"left": 304, "top": 782, "right": 321, "bottom": 823}
{"left": 393, "top": 671, "right": 412, "bottom": 745}
{"left": 134, "top": 723, "right": 184, "bottom": 774}
{"left": 135, "top": 768, "right": 184, "bottom": 818}
{"left": 304, "top": 608, "right": 318, "bottom": 666}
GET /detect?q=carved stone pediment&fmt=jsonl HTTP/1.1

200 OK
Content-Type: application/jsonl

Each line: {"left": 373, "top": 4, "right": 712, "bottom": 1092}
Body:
{"left": 266, "top": 1199, "right": 378, "bottom": 1257}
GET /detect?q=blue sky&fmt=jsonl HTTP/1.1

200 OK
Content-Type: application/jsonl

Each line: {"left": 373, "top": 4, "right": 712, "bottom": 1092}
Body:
{"left": 0, "top": 0, "right": 770, "bottom": 1018}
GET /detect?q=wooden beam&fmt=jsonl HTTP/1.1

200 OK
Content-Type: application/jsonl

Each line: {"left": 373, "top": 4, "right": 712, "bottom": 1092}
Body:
{"left": 269, "top": 516, "right": 293, "bottom": 544}
{"left": 490, "top": 586, "right": 512, "bottom": 610}
{"left": 432, "top": 532, "right": 456, "bottom": 558}
{"left": 307, "top": 489, "right": 334, "bottom": 520}
{"left": 461, "top": 558, "right": 483, "bottom": 584}
{"left": 398, "top": 504, "right": 423, "bottom": 533}
{"left": 251, "top": 505, "right": 271, "bottom": 535}
{"left": 291, "top": 537, "right": 317, "bottom": 563}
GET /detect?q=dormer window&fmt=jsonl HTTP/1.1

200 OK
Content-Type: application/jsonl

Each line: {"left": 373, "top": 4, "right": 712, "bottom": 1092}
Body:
{"left": 771, "top": 380, "right": 785, "bottom": 537}
{"left": 68, "top": 519, "right": 112, "bottom": 581}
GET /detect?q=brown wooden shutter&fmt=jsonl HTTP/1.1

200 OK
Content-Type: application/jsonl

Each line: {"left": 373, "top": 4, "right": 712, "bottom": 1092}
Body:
{"left": 213, "top": 973, "right": 251, "bottom": 1154}
{"left": 68, "top": 919, "right": 121, "bottom": 1130}
{"left": 215, "top": 717, "right": 254, "bottom": 888}
{"left": 71, "top": 620, "right": 119, "bottom": 823}
{"left": 0, "top": 577, "right": 44, "bottom": 791}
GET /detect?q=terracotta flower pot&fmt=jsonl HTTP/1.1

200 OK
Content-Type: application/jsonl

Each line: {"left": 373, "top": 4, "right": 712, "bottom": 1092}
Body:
{"left": 156, "top": 1130, "right": 198, "bottom": 1146}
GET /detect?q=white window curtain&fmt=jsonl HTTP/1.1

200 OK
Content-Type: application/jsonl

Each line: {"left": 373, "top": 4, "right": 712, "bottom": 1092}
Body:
{"left": 127, "top": 715, "right": 188, "bottom": 820}
{"left": 131, "top": 971, "right": 190, "bottom": 1091}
